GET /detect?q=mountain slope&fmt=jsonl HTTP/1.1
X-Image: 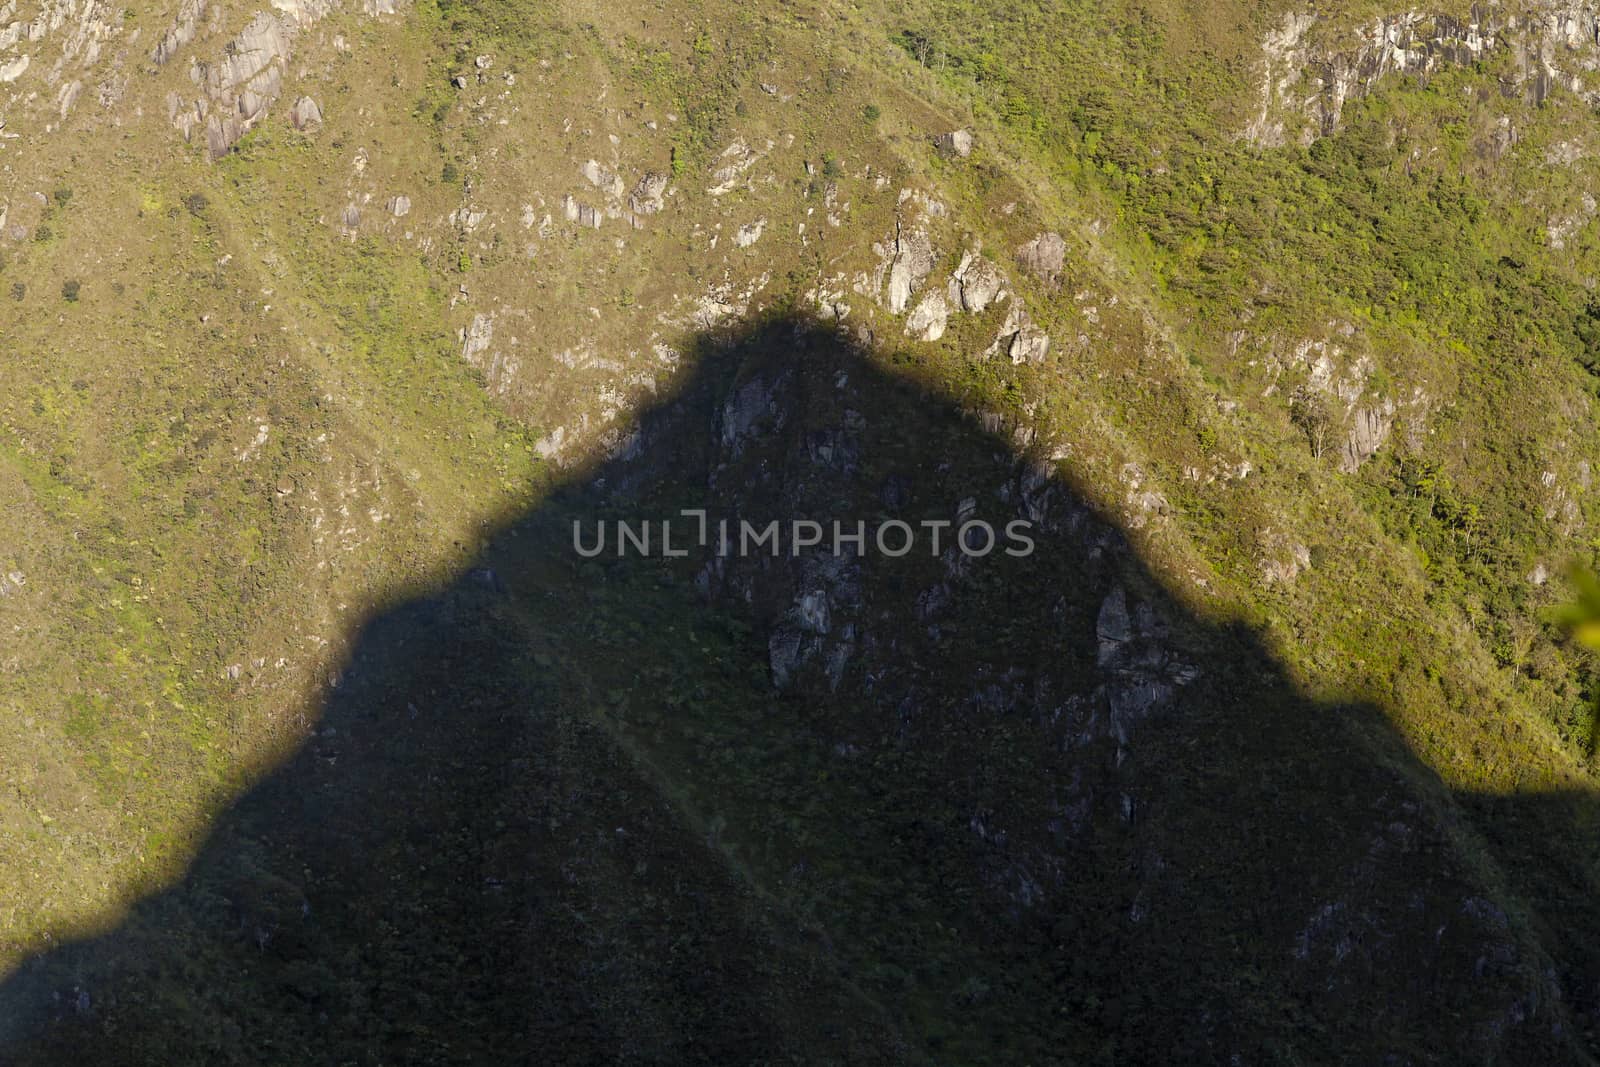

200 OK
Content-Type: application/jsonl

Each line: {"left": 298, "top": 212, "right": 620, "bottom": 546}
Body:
{"left": 1, "top": 0, "right": 1599, "bottom": 1061}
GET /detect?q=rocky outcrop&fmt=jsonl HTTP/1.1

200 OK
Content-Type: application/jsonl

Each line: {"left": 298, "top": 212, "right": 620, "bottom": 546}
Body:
{"left": 1016, "top": 232, "right": 1066, "bottom": 280}
{"left": 934, "top": 128, "right": 974, "bottom": 157}
{"left": 885, "top": 226, "right": 935, "bottom": 315}
{"left": 1257, "top": 528, "right": 1313, "bottom": 586}
{"left": 164, "top": 11, "right": 292, "bottom": 158}
{"left": 984, "top": 303, "right": 1051, "bottom": 365}
{"left": 734, "top": 218, "right": 766, "bottom": 248}
{"left": 707, "top": 136, "right": 767, "bottom": 196}
{"left": 1249, "top": 5, "right": 1600, "bottom": 145}
{"left": 288, "top": 95, "right": 322, "bottom": 130}
{"left": 1091, "top": 586, "right": 1200, "bottom": 745}
{"left": 904, "top": 290, "right": 949, "bottom": 341}
{"left": 562, "top": 194, "right": 601, "bottom": 229}
{"left": 767, "top": 554, "right": 861, "bottom": 691}
{"left": 153, "top": 0, "right": 207, "bottom": 64}
{"left": 460, "top": 312, "right": 493, "bottom": 363}
{"left": 948, "top": 251, "right": 1006, "bottom": 313}
{"left": 1341, "top": 401, "right": 1395, "bottom": 473}
{"left": 579, "top": 159, "right": 624, "bottom": 199}
{"left": 629, "top": 172, "right": 669, "bottom": 215}
{"left": 0, "top": 0, "right": 118, "bottom": 89}
{"left": 718, "top": 372, "right": 787, "bottom": 458}
{"left": 163, "top": 3, "right": 403, "bottom": 158}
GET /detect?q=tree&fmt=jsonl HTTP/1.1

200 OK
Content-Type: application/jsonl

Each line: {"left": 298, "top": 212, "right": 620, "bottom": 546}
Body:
{"left": 1552, "top": 567, "right": 1600, "bottom": 754}
{"left": 1288, "top": 384, "right": 1333, "bottom": 460}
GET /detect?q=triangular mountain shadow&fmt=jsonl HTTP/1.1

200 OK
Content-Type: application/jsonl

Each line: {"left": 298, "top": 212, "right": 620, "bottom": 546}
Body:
{"left": 2, "top": 315, "right": 1596, "bottom": 1064}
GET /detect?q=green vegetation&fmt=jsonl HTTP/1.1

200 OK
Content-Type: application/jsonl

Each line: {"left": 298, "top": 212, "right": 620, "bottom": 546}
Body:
{"left": 4, "top": 0, "right": 1600, "bottom": 1061}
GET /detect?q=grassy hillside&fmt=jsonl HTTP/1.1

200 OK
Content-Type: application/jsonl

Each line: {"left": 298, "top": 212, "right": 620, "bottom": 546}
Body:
{"left": 1, "top": 0, "right": 1599, "bottom": 1061}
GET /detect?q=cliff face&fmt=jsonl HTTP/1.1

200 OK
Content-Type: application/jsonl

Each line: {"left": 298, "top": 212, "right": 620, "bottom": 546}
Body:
{"left": 2, "top": 0, "right": 1600, "bottom": 1061}
{"left": 1250, "top": 3, "right": 1600, "bottom": 145}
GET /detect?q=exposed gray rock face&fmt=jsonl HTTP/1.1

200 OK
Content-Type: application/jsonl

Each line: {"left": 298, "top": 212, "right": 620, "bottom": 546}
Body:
{"left": 171, "top": 11, "right": 291, "bottom": 158}
{"left": 984, "top": 303, "right": 1051, "bottom": 365}
{"left": 163, "top": 2, "right": 398, "bottom": 158}
{"left": 339, "top": 203, "right": 360, "bottom": 234}
{"left": 1250, "top": 6, "right": 1600, "bottom": 145}
{"left": 387, "top": 195, "right": 410, "bottom": 217}
{"left": 460, "top": 312, "right": 493, "bottom": 363}
{"left": 153, "top": 0, "right": 208, "bottom": 65}
{"left": 1016, "top": 232, "right": 1066, "bottom": 279}
{"left": 579, "top": 159, "right": 624, "bottom": 199}
{"left": 1341, "top": 401, "right": 1395, "bottom": 473}
{"left": 904, "top": 290, "right": 949, "bottom": 341}
{"left": 1258, "top": 528, "right": 1312, "bottom": 586}
{"left": 1091, "top": 586, "right": 1199, "bottom": 745}
{"left": 767, "top": 553, "right": 861, "bottom": 691}
{"left": 0, "top": 570, "right": 25, "bottom": 598}
{"left": 948, "top": 251, "right": 1006, "bottom": 313}
{"left": 934, "top": 128, "right": 974, "bottom": 157}
{"left": 718, "top": 373, "right": 786, "bottom": 458}
{"left": 452, "top": 310, "right": 519, "bottom": 395}
{"left": 9, "top": 0, "right": 119, "bottom": 78}
{"left": 1095, "top": 586, "right": 1134, "bottom": 654}
{"left": 768, "top": 628, "right": 804, "bottom": 688}
{"left": 561, "top": 194, "right": 601, "bottom": 228}
{"left": 269, "top": 0, "right": 337, "bottom": 21}
{"left": 1009, "top": 323, "right": 1051, "bottom": 365}
{"left": 886, "top": 227, "right": 936, "bottom": 315}
{"left": 56, "top": 78, "right": 82, "bottom": 118}
{"left": 288, "top": 96, "right": 322, "bottom": 129}
{"left": 628, "top": 172, "right": 669, "bottom": 215}
{"left": 734, "top": 218, "right": 766, "bottom": 248}
{"left": 708, "top": 137, "right": 765, "bottom": 196}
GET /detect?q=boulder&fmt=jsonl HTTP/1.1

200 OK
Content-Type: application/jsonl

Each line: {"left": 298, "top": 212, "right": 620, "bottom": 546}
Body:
{"left": 1340, "top": 401, "right": 1395, "bottom": 472}
{"left": 982, "top": 303, "right": 1050, "bottom": 364}
{"left": 735, "top": 218, "right": 766, "bottom": 248}
{"left": 948, "top": 251, "right": 1006, "bottom": 313}
{"left": 708, "top": 137, "right": 763, "bottom": 196}
{"left": 152, "top": 0, "right": 207, "bottom": 66}
{"left": 629, "top": 172, "right": 669, "bottom": 215}
{"left": 289, "top": 96, "right": 322, "bottom": 130}
{"left": 579, "top": 159, "right": 624, "bottom": 199}
{"left": 934, "top": 128, "right": 974, "bottom": 158}
{"left": 460, "top": 313, "right": 494, "bottom": 362}
{"left": 886, "top": 229, "right": 935, "bottom": 315}
{"left": 1016, "top": 232, "right": 1067, "bottom": 279}
{"left": 905, "top": 291, "right": 949, "bottom": 341}
{"left": 1009, "top": 324, "right": 1051, "bottom": 365}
